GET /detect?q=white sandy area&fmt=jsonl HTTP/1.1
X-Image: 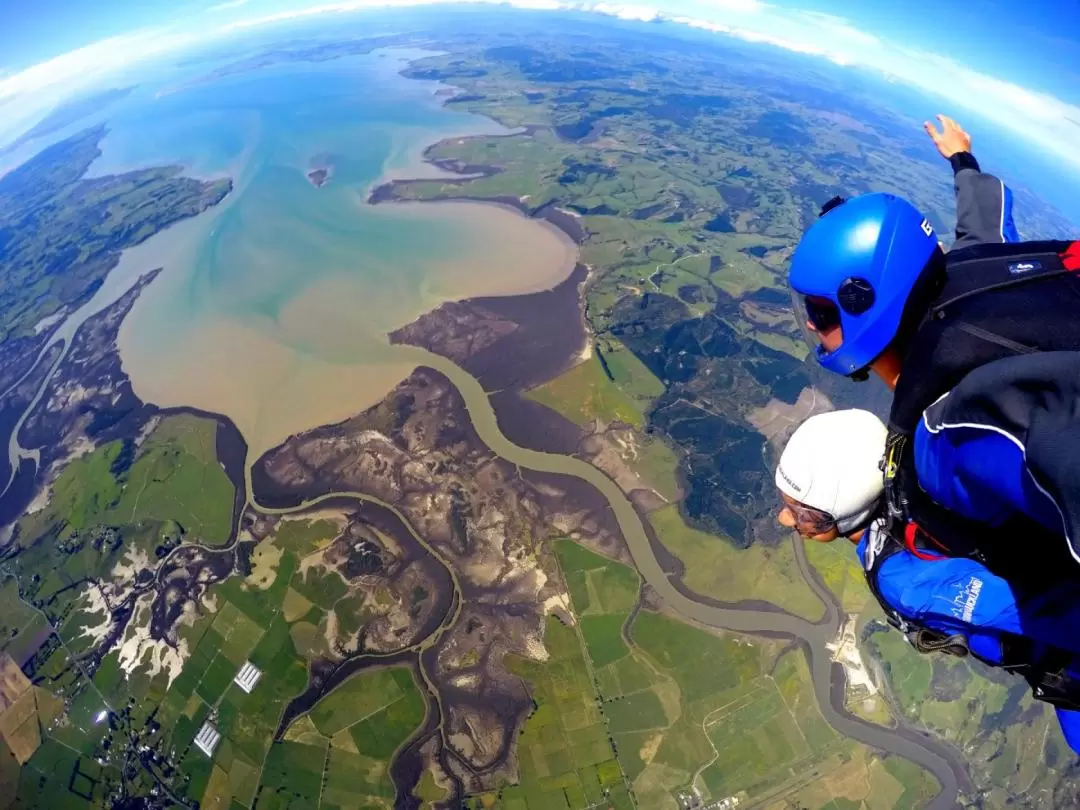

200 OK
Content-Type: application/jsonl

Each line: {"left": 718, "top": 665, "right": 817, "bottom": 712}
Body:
{"left": 75, "top": 587, "right": 114, "bottom": 647}
{"left": 115, "top": 591, "right": 189, "bottom": 688}
{"left": 543, "top": 592, "right": 571, "bottom": 619}
{"left": 827, "top": 614, "right": 878, "bottom": 698}
{"left": 107, "top": 547, "right": 152, "bottom": 602}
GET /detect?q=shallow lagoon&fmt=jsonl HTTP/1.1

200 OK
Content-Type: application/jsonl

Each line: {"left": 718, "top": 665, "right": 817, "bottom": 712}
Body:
{"left": 99, "top": 50, "right": 575, "bottom": 457}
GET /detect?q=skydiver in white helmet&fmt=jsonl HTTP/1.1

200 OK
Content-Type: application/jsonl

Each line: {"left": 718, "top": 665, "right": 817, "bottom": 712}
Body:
{"left": 775, "top": 409, "right": 1080, "bottom": 754}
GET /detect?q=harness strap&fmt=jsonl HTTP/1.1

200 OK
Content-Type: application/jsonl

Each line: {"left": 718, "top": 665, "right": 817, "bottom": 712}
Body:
{"left": 910, "top": 629, "right": 969, "bottom": 658}
{"left": 931, "top": 249, "right": 1068, "bottom": 314}
{"left": 932, "top": 265, "right": 1068, "bottom": 313}
{"left": 953, "top": 321, "right": 1037, "bottom": 355}
{"left": 862, "top": 522, "right": 909, "bottom": 634}
{"left": 883, "top": 427, "right": 987, "bottom": 562}
{"left": 903, "top": 523, "right": 947, "bottom": 561}
{"left": 883, "top": 432, "right": 908, "bottom": 537}
{"left": 884, "top": 432, "right": 947, "bottom": 557}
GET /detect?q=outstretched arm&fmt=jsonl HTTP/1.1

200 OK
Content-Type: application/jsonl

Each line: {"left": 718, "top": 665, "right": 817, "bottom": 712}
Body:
{"left": 924, "top": 114, "right": 1019, "bottom": 249}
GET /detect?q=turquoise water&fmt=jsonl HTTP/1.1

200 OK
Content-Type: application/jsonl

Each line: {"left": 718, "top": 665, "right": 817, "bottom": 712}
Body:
{"left": 95, "top": 50, "right": 575, "bottom": 455}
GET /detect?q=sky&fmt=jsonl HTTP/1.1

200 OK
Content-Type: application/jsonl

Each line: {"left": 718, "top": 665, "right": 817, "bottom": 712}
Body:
{"left": 2, "top": 0, "right": 1080, "bottom": 176}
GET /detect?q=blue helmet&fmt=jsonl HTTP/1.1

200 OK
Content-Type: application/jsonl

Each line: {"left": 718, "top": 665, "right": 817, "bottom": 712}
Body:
{"left": 789, "top": 193, "right": 941, "bottom": 377}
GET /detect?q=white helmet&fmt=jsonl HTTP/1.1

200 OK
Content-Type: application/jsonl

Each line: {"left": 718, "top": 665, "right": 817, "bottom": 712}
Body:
{"left": 775, "top": 409, "right": 887, "bottom": 534}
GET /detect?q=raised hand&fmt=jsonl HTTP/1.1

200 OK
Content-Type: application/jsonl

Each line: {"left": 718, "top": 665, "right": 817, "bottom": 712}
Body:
{"left": 924, "top": 114, "right": 972, "bottom": 160}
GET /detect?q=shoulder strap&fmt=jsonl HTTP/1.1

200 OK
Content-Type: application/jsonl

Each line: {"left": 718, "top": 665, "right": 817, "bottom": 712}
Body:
{"left": 882, "top": 431, "right": 908, "bottom": 539}
{"left": 931, "top": 246, "right": 1068, "bottom": 317}
{"left": 953, "top": 321, "right": 1038, "bottom": 355}
{"left": 890, "top": 241, "right": 1080, "bottom": 436}
{"left": 883, "top": 431, "right": 951, "bottom": 557}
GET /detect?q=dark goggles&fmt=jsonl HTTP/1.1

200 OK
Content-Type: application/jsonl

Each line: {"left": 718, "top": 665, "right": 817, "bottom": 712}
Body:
{"left": 783, "top": 497, "right": 838, "bottom": 536}
{"left": 803, "top": 295, "right": 841, "bottom": 333}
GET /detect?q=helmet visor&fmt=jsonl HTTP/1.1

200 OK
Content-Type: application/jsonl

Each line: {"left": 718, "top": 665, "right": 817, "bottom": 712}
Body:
{"left": 805, "top": 295, "right": 842, "bottom": 332}
{"left": 788, "top": 289, "right": 842, "bottom": 362}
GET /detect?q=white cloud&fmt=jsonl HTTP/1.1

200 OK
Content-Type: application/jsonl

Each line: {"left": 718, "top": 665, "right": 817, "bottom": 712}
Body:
{"left": 0, "top": 28, "right": 205, "bottom": 146}
{"left": 1, "top": 0, "right": 1079, "bottom": 173}
{"left": 909, "top": 52, "right": 1080, "bottom": 165}
{"left": 661, "top": 2, "right": 1080, "bottom": 170}
{"left": 209, "top": 0, "right": 252, "bottom": 11}
{"left": 592, "top": 3, "right": 662, "bottom": 22}
{"left": 669, "top": 11, "right": 850, "bottom": 64}
{"left": 691, "top": 0, "right": 764, "bottom": 13}
{"left": 792, "top": 10, "right": 879, "bottom": 46}
{"left": 218, "top": 0, "right": 481, "bottom": 32}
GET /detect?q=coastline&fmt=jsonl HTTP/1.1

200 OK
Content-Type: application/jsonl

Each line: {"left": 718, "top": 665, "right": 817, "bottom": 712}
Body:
{"left": 364, "top": 77, "right": 583, "bottom": 245}
{"left": 102, "top": 52, "right": 581, "bottom": 461}
{"left": 365, "top": 76, "right": 843, "bottom": 618}
{"left": 368, "top": 148, "right": 588, "bottom": 248}
{"left": 367, "top": 80, "right": 595, "bottom": 455}
{"left": 365, "top": 89, "right": 601, "bottom": 472}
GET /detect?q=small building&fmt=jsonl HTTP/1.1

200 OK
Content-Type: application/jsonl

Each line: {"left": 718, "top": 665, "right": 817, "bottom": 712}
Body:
{"left": 234, "top": 661, "right": 262, "bottom": 694}
{"left": 193, "top": 723, "right": 220, "bottom": 758}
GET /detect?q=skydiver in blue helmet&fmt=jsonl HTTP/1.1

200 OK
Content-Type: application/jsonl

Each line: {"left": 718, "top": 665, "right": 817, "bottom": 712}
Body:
{"left": 787, "top": 114, "right": 1080, "bottom": 587}
{"left": 776, "top": 409, "right": 1080, "bottom": 754}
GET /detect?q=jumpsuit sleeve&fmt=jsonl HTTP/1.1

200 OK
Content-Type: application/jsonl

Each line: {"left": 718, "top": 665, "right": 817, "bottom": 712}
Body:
{"left": 949, "top": 151, "right": 1020, "bottom": 250}
{"left": 913, "top": 417, "right": 1064, "bottom": 535}
{"left": 870, "top": 543, "right": 1080, "bottom": 656}
{"left": 1055, "top": 709, "right": 1080, "bottom": 756}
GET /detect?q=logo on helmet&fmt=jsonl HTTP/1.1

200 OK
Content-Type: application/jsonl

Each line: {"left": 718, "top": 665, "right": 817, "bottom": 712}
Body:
{"left": 920, "top": 218, "right": 933, "bottom": 237}
{"left": 777, "top": 466, "right": 802, "bottom": 493}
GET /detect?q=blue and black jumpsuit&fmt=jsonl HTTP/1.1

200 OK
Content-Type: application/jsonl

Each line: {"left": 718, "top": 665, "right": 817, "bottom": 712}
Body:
{"left": 860, "top": 522, "right": 1080, "bottom": 753}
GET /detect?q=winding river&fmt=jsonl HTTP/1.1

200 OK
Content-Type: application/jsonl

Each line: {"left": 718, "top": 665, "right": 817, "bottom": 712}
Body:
{"left": 239, "top": 343, "right": 971, "bottom": 809}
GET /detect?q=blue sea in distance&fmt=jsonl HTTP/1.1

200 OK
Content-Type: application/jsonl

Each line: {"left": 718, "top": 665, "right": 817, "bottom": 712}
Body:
{"left": 85, "top": 50, "right": 576, "bottom": 456}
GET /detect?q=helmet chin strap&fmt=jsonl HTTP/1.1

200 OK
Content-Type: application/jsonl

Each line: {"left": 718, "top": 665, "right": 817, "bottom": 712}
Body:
{"left": 849, "top": 367, "right": 871, "bottom": 382}
{"left": 836, "top": 507, "right": 874, "bottom": 536}
{"left": 836, "top": 501, "right": 882, "bottom": 536}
